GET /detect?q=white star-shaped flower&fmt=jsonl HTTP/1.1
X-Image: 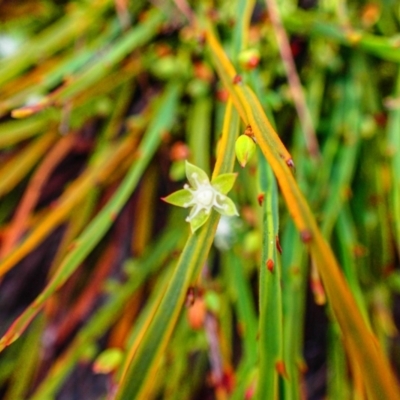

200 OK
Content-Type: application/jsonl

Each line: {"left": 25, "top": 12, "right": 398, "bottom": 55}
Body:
{"left": 162, "top": 161, "right": 239, "bottom": 233}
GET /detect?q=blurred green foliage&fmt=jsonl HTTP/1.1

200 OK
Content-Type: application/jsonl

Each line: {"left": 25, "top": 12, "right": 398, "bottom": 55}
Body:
{"left": 0, "top": 0, "right": 400, "bottom": 399}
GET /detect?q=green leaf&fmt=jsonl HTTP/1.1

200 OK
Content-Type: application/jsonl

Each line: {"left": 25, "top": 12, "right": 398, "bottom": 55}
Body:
{"left": 211, "top": 173, "right": 237, "bottom": 194}
{"left": 189, "top": 209, "right": 209, "bottom": 233}
{"left": 215, "top": 196, "right": 239, "bottom": 217}
{"left": 162, "top": 189, "right": 192, "bottom": 208}
{"left": 185, "top": 161, "right": 209, "bottom": 188}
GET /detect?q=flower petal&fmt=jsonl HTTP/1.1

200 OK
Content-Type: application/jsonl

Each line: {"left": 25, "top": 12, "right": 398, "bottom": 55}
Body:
{"left": 214, "top": 196, "right": 239, "bottom": 217}
{"left": 211, "top": 173, "right": 237, "bottom": 194}
{"left": 185, "top": 161, "right": 209, "bottom": 189}
{"left": 188, "top": 208, "right": 210, "bottom": 233}
{"left": 161, "top": 189, "right": 192, "bottom": 207}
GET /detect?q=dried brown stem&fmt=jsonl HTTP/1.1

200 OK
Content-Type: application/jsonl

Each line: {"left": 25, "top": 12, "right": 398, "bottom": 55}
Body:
{"left": 173, "top": 0, "right": 195, "bottom": 24}
{"left": 265, "top": 0, "right": 320, "bottom": 158}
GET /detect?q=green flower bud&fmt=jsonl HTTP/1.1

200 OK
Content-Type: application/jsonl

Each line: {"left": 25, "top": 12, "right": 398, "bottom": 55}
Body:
{"left": 238, "top": 48, "right": 260, "bottom": 70}
{"left": 235, "top": 135, "right": 256, "bottom": 167}
{"left": 204, "top": 291, "right": 220, "bottom": 314}
{"left": 93, "top": 348, "right": 123, "bottom": 374}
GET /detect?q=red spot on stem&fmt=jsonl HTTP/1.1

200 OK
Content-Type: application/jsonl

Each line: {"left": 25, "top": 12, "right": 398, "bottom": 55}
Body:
{"left": 300, "top": 230, "right": 312, "bottom": 243}
{"left": 216, "top": 88, "right": 229, "bottom": 102}
{"left": 220, "top": 368, "right": 235, "bottom": 393}
{"left": 247, "top": 56, "right": 259, "bottom": 69}
{"left": 245, "top": 383, "right": 256, "bottom": 399}
{"left": 257, "top": 193, "right": 265, "bottom": 206}
{"left": 67, "top": 242, "right": 77, "bottom": 251}
{"left": 266, "top": 259, "right": 274, "bottom": 272}
{"left": 286, "top": 158, "right": 295, "bottom": 170}
{"left": 233, "top": 74, "right": 242, "bottom": 84}
{"left": 275, "top": 360, "right": 288, "bottom": 378}
{"left": 310, "top": 276, "right": 326, "bottom": 305}
{"left": 244, "top": 125, "right": 253, "bottom": 137}
{"left": 275, "top": 236, "right": 282, "bottom": 254}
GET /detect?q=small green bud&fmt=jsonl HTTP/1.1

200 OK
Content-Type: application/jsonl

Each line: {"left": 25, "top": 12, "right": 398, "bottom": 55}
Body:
{"left": 93, "top": 348, "right": 123, "bottom": 374}
{"left": 169, "top": 160, "right": 186, "bottom": 181}
{"left": 238, "top": 48, "right": 260, "bottom": 70}
{"left": 150, "top": 55, "right": 190, "bottom": 80}
{"left": 360, "top": 115, "right": 377, "bottom": 139}
{"left": 94, "top": 96, "right": 112, "bottom": 116}
{"left": 187, "top": 79, "right": 210, "bottom": 98}
{"left": 235, "top": 135, "right": 256, "bottom": 167}
{"left": 204, "top": 291, "right": 220, "bottom": 314}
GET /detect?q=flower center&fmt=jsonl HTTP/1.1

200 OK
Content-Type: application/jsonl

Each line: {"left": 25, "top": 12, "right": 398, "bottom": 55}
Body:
{"left": 195, "top": 187, "right": 214, "bottom": 206}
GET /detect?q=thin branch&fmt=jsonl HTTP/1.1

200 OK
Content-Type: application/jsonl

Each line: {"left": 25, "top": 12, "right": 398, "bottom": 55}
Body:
{"left": 265, "top": 0, "right": 320, "bottom": 158}
{"left": 172, "top": 0, "right": 195, "bottom": 25}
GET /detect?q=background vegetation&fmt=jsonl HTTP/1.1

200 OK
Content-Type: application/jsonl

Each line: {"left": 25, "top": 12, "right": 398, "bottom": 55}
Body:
{"left": 0, "top": 0, "right": 400, "bottom": 399}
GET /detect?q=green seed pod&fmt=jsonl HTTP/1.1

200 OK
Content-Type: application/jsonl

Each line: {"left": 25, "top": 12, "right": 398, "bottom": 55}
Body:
{"left": 235, "top": 134, "right": 256, "bottom": 167}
